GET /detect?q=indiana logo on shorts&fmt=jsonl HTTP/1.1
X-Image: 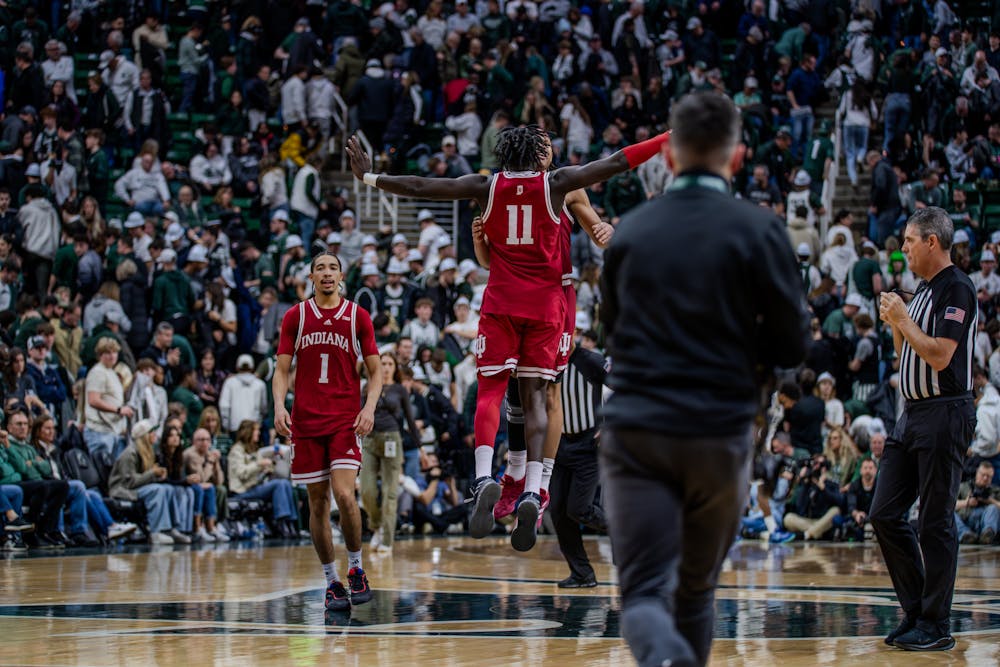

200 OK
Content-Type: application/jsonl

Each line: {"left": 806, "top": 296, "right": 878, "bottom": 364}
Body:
{"left": 472, "top": 334, "right": 487, "bottom": 359}
{"left": 559, "top": 333, "right": 572, "bottom": 355}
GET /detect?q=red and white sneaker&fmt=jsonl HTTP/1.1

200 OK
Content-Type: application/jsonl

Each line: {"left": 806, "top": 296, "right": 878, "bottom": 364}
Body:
{"left": 493, "top": 474, "right": 525, "bottom": 520}
{"left": 536, "top": 489, "right": 550, "bottom": 529}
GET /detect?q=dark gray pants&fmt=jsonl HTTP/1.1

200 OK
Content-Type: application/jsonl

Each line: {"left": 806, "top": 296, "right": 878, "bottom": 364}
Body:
{"left": 601, "top": 428, "right": 750, "bottom": 667}
{"left": 551, "top": 429, "right": 606, "bottom": 580}
{"left": 869, "top": 396, "right": 974, "bottom": 637}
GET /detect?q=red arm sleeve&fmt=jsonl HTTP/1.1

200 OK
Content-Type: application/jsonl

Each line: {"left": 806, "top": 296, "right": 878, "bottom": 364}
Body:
{"left": 276, "top": 304, "right": 300, "bottom": 356}
{"left": 622, "top": 131, "right": 670, "bottom": 169}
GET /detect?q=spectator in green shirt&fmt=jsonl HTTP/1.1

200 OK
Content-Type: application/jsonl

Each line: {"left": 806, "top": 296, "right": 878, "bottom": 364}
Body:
{"left": 171, "top": 366, "right": 205, "bottom": 438}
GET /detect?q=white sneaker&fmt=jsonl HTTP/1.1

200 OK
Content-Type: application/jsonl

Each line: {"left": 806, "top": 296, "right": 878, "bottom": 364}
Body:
{"left": 169, "top": 529, "right": 192, "bottom": 544}
{"left": 371, "top": 526, "right": 383, "bottom": 550}
{"left": 108, "top": 522, "right": 137, "bottom": 540}
{"left": 197, "top": 527, "right": 216, "bottom": 542}
{"left": 150, "top": 531, "right": 174, "bottom": 545}
{"left": 375, "top": 543, "right": 393, "bottom": 554}
{"left": 212, "top": 527, "right": 230, "bottom": 542}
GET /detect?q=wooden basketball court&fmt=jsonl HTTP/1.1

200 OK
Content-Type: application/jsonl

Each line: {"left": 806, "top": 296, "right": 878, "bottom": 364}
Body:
{"left": 2, "top": 536, "right": 999, "bottom": 666}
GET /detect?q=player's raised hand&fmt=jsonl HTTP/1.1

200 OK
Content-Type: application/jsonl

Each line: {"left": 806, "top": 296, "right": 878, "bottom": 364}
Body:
{"left": 346, "top": 136, "right": 372, "bottom": 180}
{"left": 354, "top": 406, "right": 375, "bottom": 437}
{"left": 593, "top": 221, "right": 615, "bottom": 246}
{"left": 274, "top": 405, "right": 292, "bottom": 437}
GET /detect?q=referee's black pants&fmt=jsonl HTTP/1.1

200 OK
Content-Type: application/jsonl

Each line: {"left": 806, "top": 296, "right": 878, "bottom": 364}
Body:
{"left": 551, "top": 428, "right": 606, "bottom": 581}
{"left": 869, "top": 395, "right": 975, "bottom": 637}
{"left": 601, "top": 428, "right": 750, "bottom": 667}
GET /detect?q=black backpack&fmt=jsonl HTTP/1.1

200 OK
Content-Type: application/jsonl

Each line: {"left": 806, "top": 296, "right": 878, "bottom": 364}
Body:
{"left": 61, "top": 448, "right": 104, "bottom": 492}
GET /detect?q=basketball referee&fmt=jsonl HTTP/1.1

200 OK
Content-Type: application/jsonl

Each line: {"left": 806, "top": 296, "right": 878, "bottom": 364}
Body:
{"left": 599, "top": 92, "right": 810, "bottom": 667}
{"left": 871, "top": 207, "right": 977, "bottom": 652}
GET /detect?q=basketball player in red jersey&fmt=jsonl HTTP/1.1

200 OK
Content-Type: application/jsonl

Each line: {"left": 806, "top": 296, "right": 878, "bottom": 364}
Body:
{"left": 347, "top": 127, "right": 667, "bottom": 551}
{"left": 272, "top": 251, "right": 383, "bottom": 612}
{"left": 474, "top": 188, "right": 613, "bottom": 526}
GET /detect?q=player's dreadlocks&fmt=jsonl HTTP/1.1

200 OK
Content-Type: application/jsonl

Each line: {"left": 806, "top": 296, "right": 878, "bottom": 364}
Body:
{"left": 495, "top": 124, "right": 549, "bottom": 172}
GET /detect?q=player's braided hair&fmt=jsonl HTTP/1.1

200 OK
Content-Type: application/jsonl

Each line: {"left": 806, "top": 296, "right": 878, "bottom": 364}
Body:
{"left": 310, "top": 250, "right": 342, "bottom": 272}
{"left": 495, "top": 124, "right": 549, "bottom": 172}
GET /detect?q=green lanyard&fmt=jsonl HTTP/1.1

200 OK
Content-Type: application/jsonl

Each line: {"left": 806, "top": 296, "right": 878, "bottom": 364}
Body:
{"left": 668, "top": 174, "right": 731, "bottom": 195}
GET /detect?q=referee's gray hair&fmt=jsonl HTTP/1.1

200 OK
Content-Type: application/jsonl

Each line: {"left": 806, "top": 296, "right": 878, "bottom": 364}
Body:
{"left": 907, "top": 207, "right": 954, "bottom": 250}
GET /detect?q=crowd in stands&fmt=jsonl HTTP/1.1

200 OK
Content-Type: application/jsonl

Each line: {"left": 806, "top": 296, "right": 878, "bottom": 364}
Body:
{"left": 2, "top": 0, "right": 1000, "bottom": 550}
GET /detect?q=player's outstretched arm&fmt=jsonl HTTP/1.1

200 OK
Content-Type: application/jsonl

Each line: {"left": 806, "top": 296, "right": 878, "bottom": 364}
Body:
{"left": 566, "top": 189, "right": 614, "bottom": 248}
{"left": 550, "top": 132, "right": 669, "bottom": 196}
{"left": 347, "top": 136, "right": 490, "bottom": 202}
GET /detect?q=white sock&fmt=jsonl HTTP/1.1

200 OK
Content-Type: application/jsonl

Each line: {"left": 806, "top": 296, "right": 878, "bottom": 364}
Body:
{"left": 764, "top": 515, "right": 777, "bottom": 533}
{"left": 539, "top": 457, "right": 555, "bottom": 493}
{"left": 322, "top": 562, "right": 339, "bottom": 584}
{"left": 507, "top": 450, "right": 527, "bottom": 481}
{"left": 524, "top": 461, "right": 543, "bottom": 495}
{"left": 475, "top": 446, "right": 494, "bottom": 479}
{"left": 348, "top": 549, "right": 362, "bottom": 571}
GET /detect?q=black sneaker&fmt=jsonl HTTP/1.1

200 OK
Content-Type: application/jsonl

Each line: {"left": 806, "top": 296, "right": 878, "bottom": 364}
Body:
{"left": 511, "top": 492, "right": 541, "bottom": 552}
{"left": 3, "top": 516, "right": 33, "bottom": 533}
{"left": 557, "top": 574, "right": 598, "bottom": 589}
{"left": 893, "top": 627, "right": 956, "bottom": 651}
{"left": 325, "top": 580, "right": 350, "bottom": 611}
{"left": 2, "top": 533, "right": 27, "bottom": 552}
{"left": 69, "top": 532, "right": 100, "bottom": 548}
{"left": 885, "top": 618, "right": 915, "bottom": 646}
{"left": 37, "top": 533, "right": 63, "bottom": 550}
{"left": 348, "top": 567, "right": 373, "bottom": 605}
{"left": 468, "top": 476, "right": 501, "bottom": 539}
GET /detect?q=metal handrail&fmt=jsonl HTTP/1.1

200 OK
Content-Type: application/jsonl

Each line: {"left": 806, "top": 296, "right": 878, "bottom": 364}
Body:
{"left": 822, "top": 121, "right": 840, "bottom": 247}
{"left": 331, "top": 89, "right": 349, "bottom": 172}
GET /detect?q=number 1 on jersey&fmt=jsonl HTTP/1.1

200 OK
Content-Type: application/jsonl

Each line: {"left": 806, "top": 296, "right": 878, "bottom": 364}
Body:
{"left": 319, "top": 353, "right": 329, "bottom": 384}
{"left": 506, "top": 204, "right": 534, "bottom": 245}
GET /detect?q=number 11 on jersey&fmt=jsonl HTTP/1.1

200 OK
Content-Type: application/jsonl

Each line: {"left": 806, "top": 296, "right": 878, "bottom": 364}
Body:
{"left": 506, "top": 204, "right": 534, "bottom": 245}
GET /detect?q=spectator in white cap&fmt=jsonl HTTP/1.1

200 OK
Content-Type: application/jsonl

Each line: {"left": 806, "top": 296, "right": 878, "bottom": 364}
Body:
{"left": 434, "top": 134, "right": 473, "bottom": 176}
{"left": 125, "top": 211, "right": 154, "bottom": 264}
{"left": 362, "top": 234, "right": 378, "bottom": 251}
{"left": 443, "top": 295, "right": 479, "bottom": 355}
{"left": 971, "top": 249, "right": 1000, "bottom": 299}
{"left": 355, "top": 263, "right": 382, "bottom": 314}
{"left": 390, "top": 233, "right": 409, "bottom": 261}
{"left": 816, "top": 371, "right": 844, "bottom": 439}
{"left": 426, "top": 233, "right": 454, "bottom": 274}
{"left": 406, "top": 248, "right": 429, "bottom": 289}
{"left": 796, "top": 242, "right": 822, "bottom": 293}
{"left": 823, "top": 292, "right": 864, "bottom": 339}
{"left": 379, "top": 257, "right": 415, "bottom": 325}
{"left": 458, "top": 258, "right": 479, "bottom": 284}
{"left": 734, "top": 76, "right": 761, "bottom": 110}
{"left": 338, "top": 209, "right": 364, "bottom": 268}
{"left": 219, "top": 354, "right": 268, "bottom": 433}
{"left": 785, "top": 170, "right": 815, "bottom": 227}
{"left": 417, "top": 208, "right": 445, "bottom": 259}
{"left": 279, "top": 234, "right": 309, "bottom": 302}
{"left": 164, "top": 221, "right": 186, "bottom": 247}
{"left": 266, "top": 208, "right": 291, "bottom": 263}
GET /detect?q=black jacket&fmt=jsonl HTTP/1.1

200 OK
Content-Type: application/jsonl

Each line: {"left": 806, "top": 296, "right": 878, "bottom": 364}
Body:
{"left": 601, "top": 171, "right": 810, "bottom": 436}
{"left": 793, "top": 478, "right": 844, "bottom": 520}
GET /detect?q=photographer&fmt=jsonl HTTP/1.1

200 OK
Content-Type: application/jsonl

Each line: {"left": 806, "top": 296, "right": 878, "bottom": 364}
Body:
{"left": 783, "top": 455, "right": 844, "bottom": 540}
{"left": 845, "top": 457, "right": 879, "bottom": 541}
{"left": 955, "top": 461, "right": 1000, "bottom": 544}
{"left": 399, "top": 451, "right": 466, "bottom": 535}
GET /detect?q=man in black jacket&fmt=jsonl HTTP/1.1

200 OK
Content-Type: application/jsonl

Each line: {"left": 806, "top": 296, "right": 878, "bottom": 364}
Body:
{"left": 783, "top": 457, "right": 845, "bottom": 539}
{"left": 600, "top": 91, "right": 810, "bottom": 667}
{"left": 867, "top": 149, "right": 902, "bottom": 245}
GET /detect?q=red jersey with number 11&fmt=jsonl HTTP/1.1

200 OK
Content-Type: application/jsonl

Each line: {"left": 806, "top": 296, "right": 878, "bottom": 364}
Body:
{"left": 481, "top": 171, "right": 564, "bottom": 323}
{"left": 277, "top": 297, "right": 378, "bottom": 438}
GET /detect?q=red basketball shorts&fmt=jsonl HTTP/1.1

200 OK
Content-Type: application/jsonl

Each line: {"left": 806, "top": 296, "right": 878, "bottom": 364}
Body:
{"left": 291, "top": 423, "right": 362, "bottom": 484}
{"left": 474, "top": 312, "right": 563, "bottom": 381}
{"left": 555, "top": 285, "right": 576, "bottom": 372}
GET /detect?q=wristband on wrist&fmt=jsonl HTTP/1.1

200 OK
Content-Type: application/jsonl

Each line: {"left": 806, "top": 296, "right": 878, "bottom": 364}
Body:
{"left": 363, "top": 172, "right": 379, "bottom": 187}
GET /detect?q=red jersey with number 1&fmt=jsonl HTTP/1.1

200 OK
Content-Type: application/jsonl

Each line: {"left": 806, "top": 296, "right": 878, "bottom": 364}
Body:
{"left": 277, "top": 297, "right": 378, "bottom": 438}
{"left": 481, "top": 171, "right": 564, "bottom": 323}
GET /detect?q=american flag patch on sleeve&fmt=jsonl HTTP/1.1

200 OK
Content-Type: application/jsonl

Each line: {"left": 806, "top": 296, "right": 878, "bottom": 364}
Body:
{"left": 944, "top": 307, "right": 966, "bottom": 323}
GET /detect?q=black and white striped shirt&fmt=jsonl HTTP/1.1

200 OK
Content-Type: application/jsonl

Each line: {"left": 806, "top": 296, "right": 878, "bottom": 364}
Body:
{"left": 899, "top": 265, "right": 977, "bottom": 401}
{"left": 561, "top": 347, "right": 608, "bottom": 435}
